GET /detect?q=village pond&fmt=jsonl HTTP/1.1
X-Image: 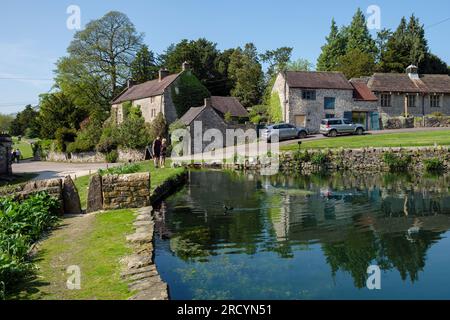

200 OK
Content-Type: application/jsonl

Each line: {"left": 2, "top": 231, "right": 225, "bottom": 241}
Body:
{"left": 153, "top": 170, "right": 450, "bottom": 300}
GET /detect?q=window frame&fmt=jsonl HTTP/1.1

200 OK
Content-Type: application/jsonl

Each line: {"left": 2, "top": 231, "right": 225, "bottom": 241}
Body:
{"left": 380, "top": 93, "right": 391, "bottom": 107}
{"left": 324, "top": 97, "right": 336, "bottom": 110}
{"left": 407, "top": 95, "right": 416, "bottom": 108}
{"left": 430, "top": 95, "right": 441, "bottom": 108}
{"left": 302, "top": 90, "right": 316, "bottom": 101}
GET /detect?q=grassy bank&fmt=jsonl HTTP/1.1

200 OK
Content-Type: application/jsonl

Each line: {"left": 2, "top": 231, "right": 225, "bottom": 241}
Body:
{"left": 10, "top": 209, "right": 136, "bottom": 300}
{"left": 12, "top": 137, "right": 33, "bottom": 160}
{"left": 281, "top": 130, "right": 450, "bottom": 151}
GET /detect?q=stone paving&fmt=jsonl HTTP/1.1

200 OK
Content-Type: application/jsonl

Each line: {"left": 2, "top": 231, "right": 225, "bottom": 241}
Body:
{"left": 121, "top": 206, "right": 169, "bottom": 300}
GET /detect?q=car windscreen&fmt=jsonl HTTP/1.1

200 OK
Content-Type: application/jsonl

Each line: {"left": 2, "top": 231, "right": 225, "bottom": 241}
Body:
{"left": 321, "top": 120, "right": 327, "bottom": 125}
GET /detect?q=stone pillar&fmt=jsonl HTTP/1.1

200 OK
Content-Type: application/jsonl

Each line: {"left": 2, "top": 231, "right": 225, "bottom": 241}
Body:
{"left": 0, "top": 135, "right": 13, "bottom": 176}
{"left": 63, "top": 176, "right": 82, "bottom": 214}
{"left": 87, "top": 174, "right": 103, "bottom": 213}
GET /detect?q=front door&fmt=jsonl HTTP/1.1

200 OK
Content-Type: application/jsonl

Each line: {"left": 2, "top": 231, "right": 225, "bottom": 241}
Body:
{"left": 370, "top": 112, "right": 380, "bottom": 131}
{"left": 295, "top": 115, "right": 306, "bottom": 127}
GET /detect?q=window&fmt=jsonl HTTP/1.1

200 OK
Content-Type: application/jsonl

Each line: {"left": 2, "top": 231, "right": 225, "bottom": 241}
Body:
{"left": 343, "top": 119, "right": 353, "bottom": 124}
{"left": 302, "top": 90, "right": 316, "bottom": 100}
{"left": 430, "top": 95, "right": 441, "bottom": 108}
{"left": 324, "top": 97, "right": 336, "bottom": 110}
{"left": 407, "top": 95, "right": 416, "bottom": 108}
{"left": 325, "top": 114, "right": 335, "bottom": 119}
{"left": 151, "top": 109, "right": 156, "bottom": 118}
{"left": 329, "top": 120, "right": 342, "bottom": 125}
{"left": 380, "top": 94, "right": 391, "bottom": 107}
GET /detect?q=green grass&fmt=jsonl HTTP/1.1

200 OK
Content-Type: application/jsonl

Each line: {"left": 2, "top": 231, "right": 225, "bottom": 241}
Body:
{"left": 12, "top": 137, "right": 33, "bottom": 160}
{"left": 281, "top": 130, "right": 450, "bottom": 151}
{"left": 74, "top": 175, "right": 90, "bottom": 210}
{"left": 11, "top": 209, "right": 136, "bottom": 300}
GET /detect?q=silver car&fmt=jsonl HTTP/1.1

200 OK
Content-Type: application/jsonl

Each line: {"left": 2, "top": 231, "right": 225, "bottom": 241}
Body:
{"left": 320, "top": 118, "right": 365, "bottom": 137}
{"left": 262, "top": 123, "right": 308, "bottom": 142}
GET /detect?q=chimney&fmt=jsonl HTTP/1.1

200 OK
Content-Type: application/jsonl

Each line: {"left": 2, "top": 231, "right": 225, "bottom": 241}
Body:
{"left": 127, "top": 79, "right": 134, "bottom": 89}
{"left": 204, "top": 97, "right": 212, "bottom": 108}
{"left": 406, "top": 65, "right": 419, "bottom": 80}
{"left": 182, "top": 61, "right": 191, "bottom": 72}
{"left": 159, "top": 68, "right": 170, "bottom": 81}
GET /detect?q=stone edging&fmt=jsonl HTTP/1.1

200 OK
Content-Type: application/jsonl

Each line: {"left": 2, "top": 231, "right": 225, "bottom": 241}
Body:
{"left": 150, "top": 171, "right": 188, "bottom": 204}
{"left": 121, "top": 206, "right": 169, "bottom": 300}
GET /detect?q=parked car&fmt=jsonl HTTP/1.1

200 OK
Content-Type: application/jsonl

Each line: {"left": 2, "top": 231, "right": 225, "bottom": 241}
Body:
{"left": 261, "top": 123, "right": 308, "bottom": 142}
{"left": 320, "top": 118, "right": 365, "bottom": 137}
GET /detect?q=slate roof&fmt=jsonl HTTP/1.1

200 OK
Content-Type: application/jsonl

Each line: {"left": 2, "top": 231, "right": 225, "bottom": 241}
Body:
{"left": 209, "top": 96, "right": 249, "bottom": 117}
{"left": 367, "top": 73, "right": 450, "bottom": 94}
{"left": 112, "top": 73, "right": 180, "bottom": 104}
{"left": 285, "top": 71, "right": 354, "bottom": 90}
{"left": 179, "top": 106, "right": 206, "bottom": 125}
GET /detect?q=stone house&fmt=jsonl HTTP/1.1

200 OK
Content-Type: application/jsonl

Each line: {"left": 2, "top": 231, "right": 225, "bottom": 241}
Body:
{"left": 272, "top": 71, "right": 378, "bottom": 133}
{"left": 111, "top": 62, "right": 198, "bottom": 125}
{"left": 354, "top": 65, "right": 450, "bottom": 118}
{"left": 179, "top": 96, "right": 251, "bottom": 154}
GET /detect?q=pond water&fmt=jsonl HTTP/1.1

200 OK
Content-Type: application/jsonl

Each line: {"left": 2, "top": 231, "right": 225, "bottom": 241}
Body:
{"left": 154, "top": 170, "right": 450, "bottom": 300}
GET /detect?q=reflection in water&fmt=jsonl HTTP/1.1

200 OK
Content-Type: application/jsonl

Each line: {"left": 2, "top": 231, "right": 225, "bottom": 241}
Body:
{"left": 154, "top": 171, "right": 450, "bottom": 300}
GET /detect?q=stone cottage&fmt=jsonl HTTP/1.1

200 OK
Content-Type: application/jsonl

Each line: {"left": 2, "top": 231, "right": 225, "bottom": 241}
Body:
{"left": 179, "top": 96, "right": 251, "bottom": 154}
{"left": 111, "top": 62, "right": 205, "bottom": 125}
{"left": 272, "top": 71, "right": 378, "bottom": 133}
{"left": 353, "top": 65, "right": 450, "bottom": 118}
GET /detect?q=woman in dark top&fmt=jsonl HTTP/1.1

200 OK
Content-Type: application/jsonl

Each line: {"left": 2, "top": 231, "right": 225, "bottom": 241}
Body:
{"left": 152, "top": 137, "right": 162, "bottom": 168}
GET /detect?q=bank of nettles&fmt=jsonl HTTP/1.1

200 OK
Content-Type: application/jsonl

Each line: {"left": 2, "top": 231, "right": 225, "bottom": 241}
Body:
{"left": 0, "top": 193, "right": 60, "bottom": 299}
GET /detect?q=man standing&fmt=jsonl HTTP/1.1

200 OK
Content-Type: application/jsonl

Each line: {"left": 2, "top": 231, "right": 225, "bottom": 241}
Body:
{"left": 152, "top": 137, "right": 162, "bottom": 168}
{"left": 15, "top": 149, "right": 21, "bottom": 163}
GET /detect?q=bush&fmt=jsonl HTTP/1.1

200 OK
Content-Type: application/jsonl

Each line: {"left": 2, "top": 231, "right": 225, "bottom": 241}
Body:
{"left": 430, "top": 112, "right": 444, "bottom": 117}
{"left": 424, "top": 158, "right": 445, "bottom": 172}
{"left": 293, "top": 150, "right": 311, "bottom": 163}
{"left": 67, "top": 120, "right": 102, "bottom": 153}
{"left": 105, "top": 150, "right": 119, "bottom": 163}
{"left": 98, "top": 163, "right": 140, "bottom": 176}
{"left": 55, "top": 128, "right": 77, "bottom": 152}
{"left": 0, "top": 193, "right": 60, "bottom": 298}
{"left": 383, "top": 152, "right": 412, "bottom": 172}
{"left": 117, "top": 117, "right": 152, "bottom": 150}
{"left": 311, "top": 152, "right": 329, "bottom": 166}
{"left": 149, "top": 112, "right": 168, "bottom": 140}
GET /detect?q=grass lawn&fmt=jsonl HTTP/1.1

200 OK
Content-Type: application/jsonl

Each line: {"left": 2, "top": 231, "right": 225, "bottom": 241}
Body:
{"left": 281, "top": 130, "right": 450, "bottom": 151}
{"left": 12, "top": 137, "right": 34, "bottom": 160}
{"left": 10, "top": 209, "right": 136, "bottom": 300}
{"left": 74, "top": 160, "right": 185, "bottom": 209}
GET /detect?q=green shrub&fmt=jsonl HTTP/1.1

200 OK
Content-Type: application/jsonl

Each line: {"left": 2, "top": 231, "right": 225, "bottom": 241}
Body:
{"left": 0, "top": 193, "right": 60, "bottom": 298}
{"left": 55, "top": 127, "right": 77, "bottom": 153}
{"left": 311, "top": 152, "right": 329, "bottom": 166}
{"left": 430, "top": 112, "right": 444, "bottom": 117}
{"left": 269, "top": 93, "right": 282, "bottom": 123}
{"left": 105, "top": 150, "right": 119, "bottom": 163}
{"left": 383, "top": 152, "right": 412, "bottom": 172}
{"left": 98, "top": 163, "right": 140, "bottom": 176}
{"left": 293, "top": 150, "right": 311, "bottom": 163}
{"left": 424, "top": 158, "right": 445, "bottom": 172}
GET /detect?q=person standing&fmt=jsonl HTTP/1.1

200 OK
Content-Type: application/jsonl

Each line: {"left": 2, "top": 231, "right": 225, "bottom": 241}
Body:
{"left": 15, "top": 149, "right": 21, "bottom": 163}
{"left": 160, "top": 139, "right": 168, "bottom": 168}
{"left": 11, "top": 150, "right": 16, "bottom": 163}
{"left": 152, "top": 137, "right": 162, "bottom": 168}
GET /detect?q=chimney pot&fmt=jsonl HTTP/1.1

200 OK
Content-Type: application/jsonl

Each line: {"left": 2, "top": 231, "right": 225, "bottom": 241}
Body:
{"left": 159, "top": 68, "right": 170, "bottom": 81}
{"left": 204, "top": 97, "right": 212, "bottom": 107}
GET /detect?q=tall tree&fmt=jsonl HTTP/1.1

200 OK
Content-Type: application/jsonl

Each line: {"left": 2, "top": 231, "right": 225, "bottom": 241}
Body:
{"left": 130, "top": 45, "right": 159, "bottom": 84}
{"left": 228, "top": 43, "right": 264, "bottom": 108}
{"left": 55, "top": 11, "right": 143, "bottom": 120}
{"left": 0, "top": 114, "right": 14, "bottom": 133}
{"left": 214, "top": 48, "right": 236, "bottom": 96}
{"left": 317, "top": 19, "right": 347, "bottom": 71}
{"left": 375, "top": 28, "right": 392, "bottom": 64}
{"left": 286, "top": 58, "right": 313, "bottom": 71}
{"left": 336, "top": 48, "right": 376, "bottom": 79}
{"left": 346, "top": 8, "right": 377, "bottom": 55}
{"left": 260, "top": 47, "right": 293, "bottom": 79}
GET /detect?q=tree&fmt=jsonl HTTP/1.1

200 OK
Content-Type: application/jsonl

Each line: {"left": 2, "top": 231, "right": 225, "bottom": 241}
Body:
{"left": 286, "top": 58, "right": 313, "bottom": 71}
{"left": 214, "top": 48, "right": 236, "bottom": 96}
{"left": 38, "top": 92, "right": 88, "bottom": 139}
{"left": 375, "top": 28, "right": 392, "bottom": 63}
{"left": 249, "top": 105, "right": 269, "bottom": 124}
{"left": 420, "top": 53, "right": 449, "bottom": 74}
{"left": 228, "top": 43, "right": 264, "bottom": 108}
{"left": 260, "top": 47, "right": 293, "bottom": 79}
{"left": 336, "top": 48, "right": 376, "bottom": 79}
{"left": 131, "top": 45, "right": 159, "bottom": 84}
{"left": 0, "top": 114, "right": 14, "bottom": 133}
{"left": 9, "top": 105, "right": 40, "bottom": 137}
{"left": 346, "top": 8, "right": 377, "bottom": 56}
{"left": 317, "top": 19, "right": 347, "bottom": 71}
{"left": 55, "top": 11, "right": 143, "bottom": 120}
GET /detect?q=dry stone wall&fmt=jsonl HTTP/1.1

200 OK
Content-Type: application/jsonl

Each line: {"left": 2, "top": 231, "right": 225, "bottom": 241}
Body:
{"left": 102, "top": 173, "right": 151, "bottom": 210}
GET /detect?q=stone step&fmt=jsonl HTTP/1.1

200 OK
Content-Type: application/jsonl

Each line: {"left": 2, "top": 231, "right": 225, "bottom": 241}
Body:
{"left": 121, "top": 265, "right": 157, "bottom": 278}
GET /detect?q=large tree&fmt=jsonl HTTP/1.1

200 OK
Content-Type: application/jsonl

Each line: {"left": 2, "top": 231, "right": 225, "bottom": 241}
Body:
{"left": 346, "top": 8, "right": 377, "bottom": 56}
{"left": 55, "top": 11, "right": 143, "bottom": 120}
{"left": 38, "top": 92, "right": 88, "bottom": 139}
{"left": 130, "top": 45, "right": 159, "bottom": 84}
{"left": 260, "top": 47, "right": 293, "bottom": 79}
{"left": 228, "top": 43, "right": 264, "bottom": 108}
{"left": 317, "top": 19, "right": 347, "bottom": 71}
{"left": 336, "top": 48, "right": 376, "bottom": 79}
{"left": 9, "top": 105, "right": 40, "bottom": 138}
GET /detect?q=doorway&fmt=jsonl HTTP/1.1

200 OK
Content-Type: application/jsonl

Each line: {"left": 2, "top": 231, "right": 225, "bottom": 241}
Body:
{"left": 352, "top": 112, "right": 368, "bottom": 130}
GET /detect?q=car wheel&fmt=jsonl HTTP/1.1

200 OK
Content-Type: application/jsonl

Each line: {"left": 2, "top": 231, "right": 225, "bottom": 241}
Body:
{"left": 356, "top": 128, "right": 364, "bottom": 136}
{"left": 329, "top": 130, "right": 337, "bottom": 138}
{"left": 297, "top": 131, "right": 307, "bottom": 139}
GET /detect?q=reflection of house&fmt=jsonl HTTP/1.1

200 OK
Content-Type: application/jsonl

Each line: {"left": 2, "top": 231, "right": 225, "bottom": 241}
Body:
{"left": 179, "top": 97, "right": 251, "bottom": 154}
{"left": 272, "top": 71, "right": 378, "bottom": 133}
{"left": 111, "top": 62, "right": 205, "bottom": 125}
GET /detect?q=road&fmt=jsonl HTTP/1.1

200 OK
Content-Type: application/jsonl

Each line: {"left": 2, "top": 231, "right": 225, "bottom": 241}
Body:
{"left": 172, "top": 126, "right": 450, "bottom": 162}
{"left": 12, "top": 161, "right": 121, "bottom": 181}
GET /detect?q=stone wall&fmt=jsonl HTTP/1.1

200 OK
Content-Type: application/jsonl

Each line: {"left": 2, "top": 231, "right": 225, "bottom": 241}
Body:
{"left": 382, "top": 115, "right": 450, "bottom": 129}
{"left": 45, "top": 148, "right": 146, "bottom": 163}
{"left": 102, "top": 173, "right": 151, "bottom": 210}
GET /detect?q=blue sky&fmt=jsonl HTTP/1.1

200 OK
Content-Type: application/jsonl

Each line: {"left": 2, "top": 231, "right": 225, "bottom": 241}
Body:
{"left": 1, "top": 0, "right": 449, "bottom": 114}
